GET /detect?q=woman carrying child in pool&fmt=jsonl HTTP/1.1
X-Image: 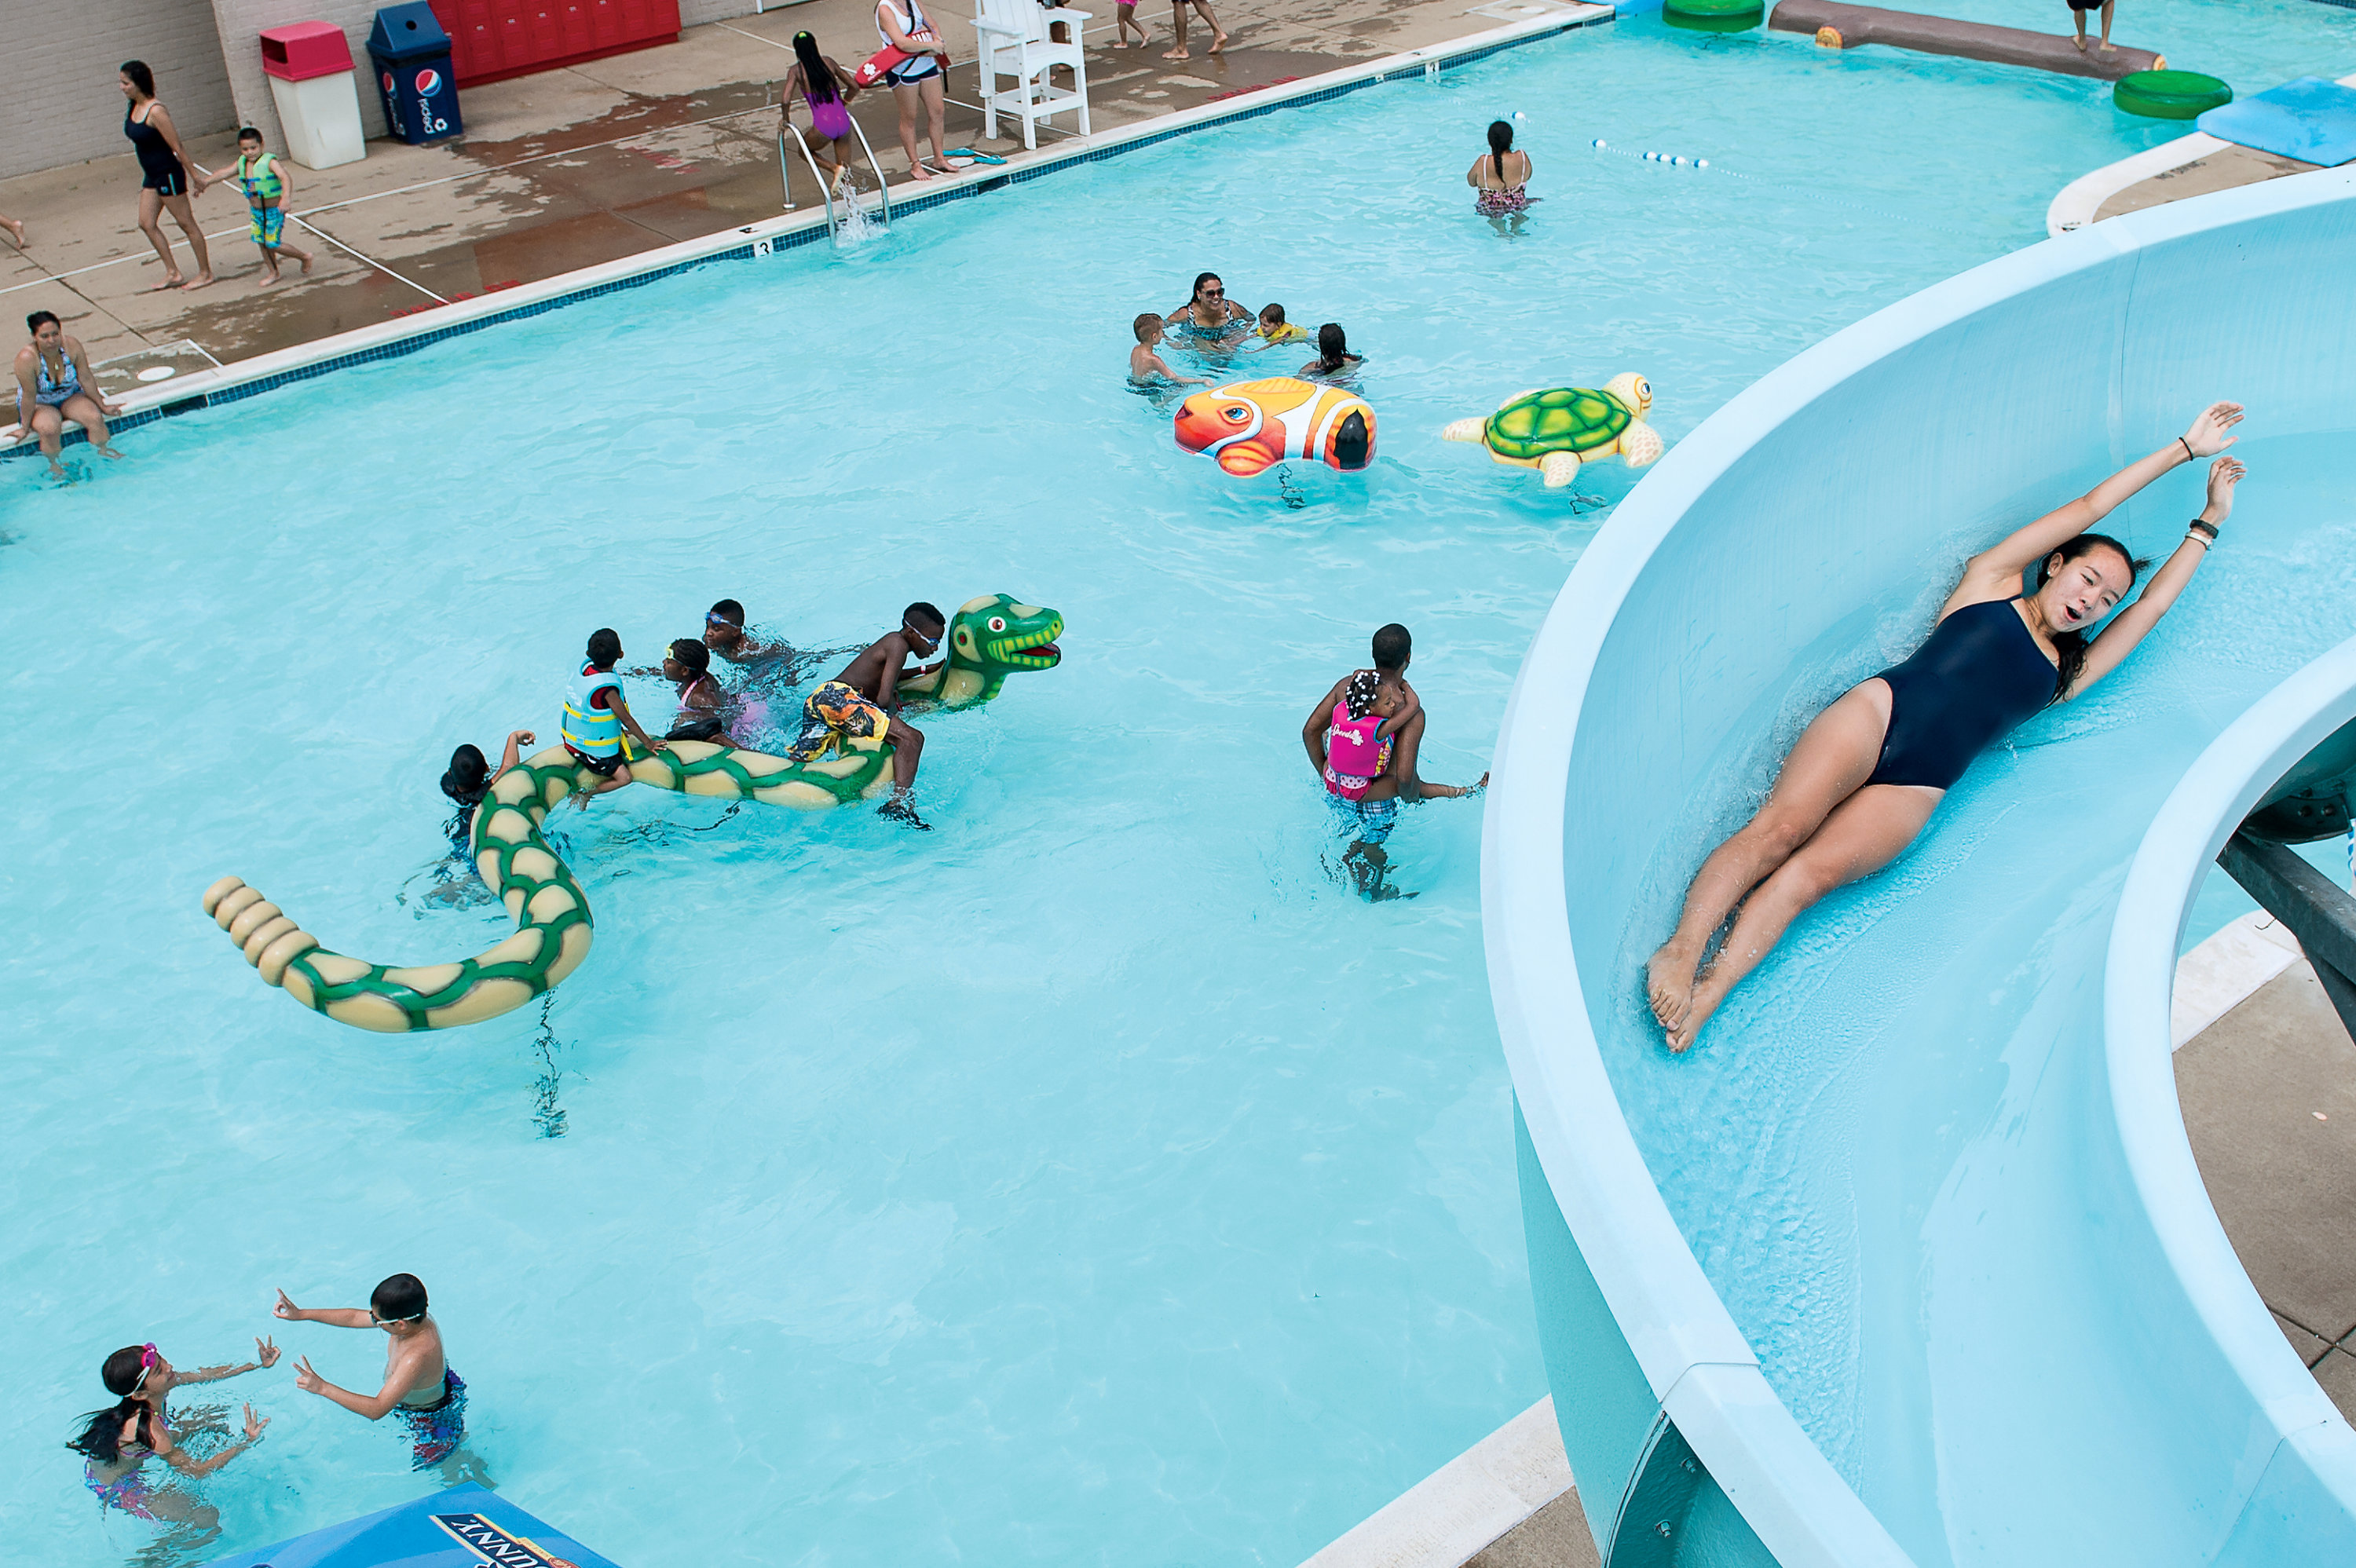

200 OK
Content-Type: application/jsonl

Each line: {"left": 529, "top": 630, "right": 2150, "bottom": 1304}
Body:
{"left": 1645, "top": 400, "right": 2248, "bottom": 1051}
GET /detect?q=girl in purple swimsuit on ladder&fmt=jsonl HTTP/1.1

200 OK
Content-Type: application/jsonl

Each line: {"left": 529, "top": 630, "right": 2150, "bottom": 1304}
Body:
{"left": 781, "top": 31, "right": 865, "bottom": 197}
{"left": 1646, "top": 401, "right": 2247, "bottom": 1052}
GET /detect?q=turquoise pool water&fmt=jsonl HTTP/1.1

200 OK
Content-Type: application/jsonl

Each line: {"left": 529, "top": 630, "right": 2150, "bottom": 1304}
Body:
{"left": 6, "top": 5, "right": 2354, "bottom": 1563}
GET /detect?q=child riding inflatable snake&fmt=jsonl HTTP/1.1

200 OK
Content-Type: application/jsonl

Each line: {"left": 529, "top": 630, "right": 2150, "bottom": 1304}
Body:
{"left": 201, "top": 596, "right": 1063, "bottom": 1034}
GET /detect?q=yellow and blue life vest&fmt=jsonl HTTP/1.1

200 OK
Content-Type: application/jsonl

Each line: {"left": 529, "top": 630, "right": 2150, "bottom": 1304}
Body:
{"left": 235, "top": 152, "right": 282, "bottom": 203}
{"left": 562, "top": 662, "right": 624, "bottom": 757}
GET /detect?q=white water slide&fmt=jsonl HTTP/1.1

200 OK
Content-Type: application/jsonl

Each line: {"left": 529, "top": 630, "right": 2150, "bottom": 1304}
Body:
{"left": 1485, "top": 167, "right": 2356, "bottom": 1566}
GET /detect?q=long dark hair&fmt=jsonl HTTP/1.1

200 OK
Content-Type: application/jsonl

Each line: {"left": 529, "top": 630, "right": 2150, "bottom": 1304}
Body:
{"left": 2035, "top": 532, "right": 2143, "bottom": 702}
{"left": 121, "top": 60, "right": 156, "bottom": 98}
{"left": 66, "top": 1347, "right": 155, "bottom": 1466}
{"left": 1313, "top": 322, "right": 1351, "bottom": 370}
{"left": 1191, "top": 272, "right": 1221, "bottom": 302}
{"left": 792, "top": 31, "right": 840, "bottom": 104}
{"left": 1487, "top": 119, "right": 1513, "bottom": 186}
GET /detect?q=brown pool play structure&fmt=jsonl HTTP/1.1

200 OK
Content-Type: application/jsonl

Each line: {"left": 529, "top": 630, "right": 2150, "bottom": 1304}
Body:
{"left": 1768, "top": 0, "right": 2161, "bottom": 79}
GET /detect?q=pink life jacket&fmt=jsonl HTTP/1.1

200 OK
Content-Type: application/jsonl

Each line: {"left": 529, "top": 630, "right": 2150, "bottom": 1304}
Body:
{"left": 1323, "top": 701, "right": 1389, "bottom": 800}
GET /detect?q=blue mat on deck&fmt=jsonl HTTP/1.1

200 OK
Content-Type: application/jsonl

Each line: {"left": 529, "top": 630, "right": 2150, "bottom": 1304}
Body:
{"left": 203, "top": 1486, "right": 621, "bottom": 1568}
{"left": 2197, "top": 76, "right": 2356, "bottom": 166}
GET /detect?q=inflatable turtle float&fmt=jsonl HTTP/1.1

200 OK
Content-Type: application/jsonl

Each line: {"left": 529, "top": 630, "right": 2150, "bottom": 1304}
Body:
{"left": 1443, "top": 374, "right": 1663, "bottom": 488}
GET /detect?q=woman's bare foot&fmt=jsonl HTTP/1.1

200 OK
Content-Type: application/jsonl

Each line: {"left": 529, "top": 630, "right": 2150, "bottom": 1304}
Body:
{"left": 2, "top": 217, "right": 24, "bottom": 246}
{"left": 151, "top": 272, "right": 185, "bottom": 291}
{"left": 181, "top": 271, "right": 215, "bottom": 291}
{"left": 94, "top": 442, "right": 124, "bottom": 460}
{"left": 1209, "top": 29, "right": 1228, "bottom": 51}
{"left": 1162, "top": 45, "right": 1190, "bottom": 59}
{"left": 1646, "top": 940, "right": 1699, "bottom": 1032}
{"left": 1664, "top": 972, "right": 1730, "bottom": 1053}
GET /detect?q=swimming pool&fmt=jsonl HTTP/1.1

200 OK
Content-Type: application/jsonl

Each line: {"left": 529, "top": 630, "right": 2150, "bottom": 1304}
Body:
{"left": 7, "top": 5, "right": 2354, "bottom": 1563}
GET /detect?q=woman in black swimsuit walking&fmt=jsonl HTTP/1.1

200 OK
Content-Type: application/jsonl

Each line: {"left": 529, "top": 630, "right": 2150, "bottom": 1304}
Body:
{"left": 1645, "top": 400, "right": 2246, "bottom": 1051}
{"left": 119, "top": 60, "right": 214, "bottom": 291}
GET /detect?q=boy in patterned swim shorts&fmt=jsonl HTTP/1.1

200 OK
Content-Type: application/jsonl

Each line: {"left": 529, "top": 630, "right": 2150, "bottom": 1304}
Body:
{"left": 214, "top": 127, "right": 316, "bottom": 288}
{"left": 276, "top": 1273, "right": 480, "bottom": 1474}
{"left": 791, "top": 601, "right": 945, "bottom": 829}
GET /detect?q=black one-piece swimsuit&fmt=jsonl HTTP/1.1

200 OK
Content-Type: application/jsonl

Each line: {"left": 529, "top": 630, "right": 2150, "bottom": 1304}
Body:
{"left": 1864, "top": 596, "right": 2060, "bottom": 791}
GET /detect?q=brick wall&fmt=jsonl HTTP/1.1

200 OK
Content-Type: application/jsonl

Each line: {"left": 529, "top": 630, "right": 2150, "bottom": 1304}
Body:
{"left": 0, "top": 0, "right": 239, "bottom": 181}
{"left": 204, "top": 0, "right": 762, "bottom": 155}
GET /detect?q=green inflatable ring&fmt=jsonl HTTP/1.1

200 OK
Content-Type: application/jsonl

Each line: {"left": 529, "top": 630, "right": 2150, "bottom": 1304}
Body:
{"left": 1663, "top": 0, "right": 1763, "bottom": 30}
{"left": 2114, "top": 70, "right": 2232, "bottom": 120}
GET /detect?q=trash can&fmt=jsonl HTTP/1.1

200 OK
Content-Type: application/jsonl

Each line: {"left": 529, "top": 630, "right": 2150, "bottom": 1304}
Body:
{"left": 368, "top": 3, "right": 462, "bottom": 144}
{"left": 260, "top": 22, "right": 366, "bottom": 168}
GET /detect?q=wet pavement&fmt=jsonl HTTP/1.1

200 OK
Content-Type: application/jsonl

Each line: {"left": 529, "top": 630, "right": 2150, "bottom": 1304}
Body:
{"left": 0, "top": 0, "right": 1550, "bottom": 375}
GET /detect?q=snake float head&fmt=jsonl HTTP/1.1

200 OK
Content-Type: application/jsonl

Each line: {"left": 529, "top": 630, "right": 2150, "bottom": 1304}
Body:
{"left": 905, "top": 594, "right": 1063, "bottom": 707}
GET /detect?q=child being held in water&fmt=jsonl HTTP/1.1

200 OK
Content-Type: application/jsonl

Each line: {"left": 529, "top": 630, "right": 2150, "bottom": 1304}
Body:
{"left": 1253, "top": 302, "right": 1309, "bottom": 346}
{"left": 1129, "top": 313, "right": 1210, "bottom": 386}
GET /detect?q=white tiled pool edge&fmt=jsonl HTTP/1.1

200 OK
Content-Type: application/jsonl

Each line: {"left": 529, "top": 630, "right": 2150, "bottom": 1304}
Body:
{"left": 2, "top": 4, "right": 1611, "bottom": 458}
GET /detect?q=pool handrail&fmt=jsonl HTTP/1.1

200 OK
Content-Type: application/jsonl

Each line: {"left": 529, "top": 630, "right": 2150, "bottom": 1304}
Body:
{"left": 1486, "top": 160, "right": 2356, "bottom": 1566}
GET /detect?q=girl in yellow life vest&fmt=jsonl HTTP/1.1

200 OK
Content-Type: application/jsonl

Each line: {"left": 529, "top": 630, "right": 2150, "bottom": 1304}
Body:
{"left": 204, "top": 127, "right": 315, "bottom": 288}
{"left": 561, "top": 628, "right": 668, "bottom": 806}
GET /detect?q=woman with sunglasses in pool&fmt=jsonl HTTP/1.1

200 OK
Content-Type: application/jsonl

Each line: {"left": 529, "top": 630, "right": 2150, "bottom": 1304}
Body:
{"left": 67, "top": 1339, "right": 276, "bottom": 1528}
{"left": 1645, "top": 400, "right": 2247, "bottom": 1052}
{"left": 1165, "top": 272, "right": 1253, "bottom": 349}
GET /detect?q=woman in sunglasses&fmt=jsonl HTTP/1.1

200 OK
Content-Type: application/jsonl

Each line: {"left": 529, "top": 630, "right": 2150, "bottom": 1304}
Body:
{"left": 1163, "top": 272, "right": 1253, "bottom": 349}
{"left": 66, "top": 1339, "right": 276, "bottom": 1523}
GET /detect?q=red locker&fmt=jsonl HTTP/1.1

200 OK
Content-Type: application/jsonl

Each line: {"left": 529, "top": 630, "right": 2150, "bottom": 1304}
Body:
{"left": 430, "top": 0, "right": 679, "bottom": 86}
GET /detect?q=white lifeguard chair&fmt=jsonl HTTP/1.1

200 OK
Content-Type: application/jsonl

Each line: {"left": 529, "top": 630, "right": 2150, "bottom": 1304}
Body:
{"left": 972, "top": 0, "right": 1092, "bottom": 150}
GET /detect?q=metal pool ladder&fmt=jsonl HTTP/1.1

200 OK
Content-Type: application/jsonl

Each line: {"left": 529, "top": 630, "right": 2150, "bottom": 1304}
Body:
{"left": 777, "top": 104, "right": 894, "bottom": 239}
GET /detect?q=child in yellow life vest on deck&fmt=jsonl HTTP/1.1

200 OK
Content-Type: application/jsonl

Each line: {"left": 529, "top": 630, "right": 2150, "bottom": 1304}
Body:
{"left": 562, "top": 628, "right": 667, "bottom": 806}
{"left": 215, "top": 127, "right": 314, "bottom": 288}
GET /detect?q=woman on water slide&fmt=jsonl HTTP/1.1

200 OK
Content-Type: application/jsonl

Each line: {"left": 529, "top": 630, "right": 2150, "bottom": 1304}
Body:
{"left": 1646, "top": 400, "right": 2248, "bottom": 1051}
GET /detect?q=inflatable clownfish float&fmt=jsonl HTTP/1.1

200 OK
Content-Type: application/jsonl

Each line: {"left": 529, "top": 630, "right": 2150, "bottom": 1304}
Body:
{"left": 1174, "top": 378, "right": 1376, "bottom": 477}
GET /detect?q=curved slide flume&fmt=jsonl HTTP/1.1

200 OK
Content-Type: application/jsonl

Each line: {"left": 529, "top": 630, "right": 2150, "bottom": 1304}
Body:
{"left": 1487, "top": 171, "right": 2356, "bottom": 1564}
{"left": 203, "top": 594, "right": 1063, "bottom": 1033}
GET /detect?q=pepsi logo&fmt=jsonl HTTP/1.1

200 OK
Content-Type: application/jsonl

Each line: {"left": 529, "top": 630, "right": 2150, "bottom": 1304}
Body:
{"left": 381, "top": 71, "right": 394, "bottom": 92}
{"left": 414, "top": 68, "right": 441, "bottom": 94}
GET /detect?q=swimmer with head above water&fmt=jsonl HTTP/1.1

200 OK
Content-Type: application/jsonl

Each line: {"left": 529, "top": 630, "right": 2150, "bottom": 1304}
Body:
{"left": 66, "top": 1339, "right": 277, "bottom": 1532}
{"left": 663, "top": 638, "right": 738, "bottom": 744}
{"left": 1304, "top": 622, "right": 1487, "bottom": 900}
{"left": 1165, "top": 272, "right": 1253, "bottom": 349}
{"left": 440, "top": 730, "right": 535, "bottom": 852}
{"left": 1131, "top": 313, "right": 1210, "bottom": 386}
{"left": 1297, "top": 323, "right": 1363, "bottom": 381}
{"left": 277, "top": 1274, "right": 480, "bottom": 1475}
{"left": 1644, "top": 401, "right": 2248, "bottom": 1051}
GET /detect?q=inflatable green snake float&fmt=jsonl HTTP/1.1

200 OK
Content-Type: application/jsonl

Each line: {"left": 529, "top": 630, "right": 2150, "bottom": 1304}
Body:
{"left": 201, "top": 596, "right": 1062, "bottom": 1033}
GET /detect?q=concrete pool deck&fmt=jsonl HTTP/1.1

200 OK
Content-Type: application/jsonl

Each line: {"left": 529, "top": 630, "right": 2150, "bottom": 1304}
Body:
{"left": 0, "top": 0, "right": 1603, "bottom": 396}
{"left": 2046, "top": 68, "right": 2356, "bottom": 236}
{"left": 1312, "top": 905, "right": 2356, "bottom": 1568}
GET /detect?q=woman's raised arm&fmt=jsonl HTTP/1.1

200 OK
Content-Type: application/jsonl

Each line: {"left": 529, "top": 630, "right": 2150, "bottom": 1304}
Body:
{"left": 1967, "top": 401, "right": 2242, "bottom": 586}
{"left": 2067, "top": 455, "right": 2244, "bottom": 699}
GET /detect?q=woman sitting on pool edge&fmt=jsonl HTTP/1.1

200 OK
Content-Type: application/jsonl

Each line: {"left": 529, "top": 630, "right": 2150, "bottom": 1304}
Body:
{"left": 1645, "top": 400, "right": 2247, "bottom": 1052}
